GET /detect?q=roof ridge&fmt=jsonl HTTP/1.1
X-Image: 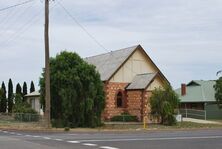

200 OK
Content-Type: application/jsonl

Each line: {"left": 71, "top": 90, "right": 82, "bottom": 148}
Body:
{"left": 85, "top": 45, "right": 139, "bottom": 59}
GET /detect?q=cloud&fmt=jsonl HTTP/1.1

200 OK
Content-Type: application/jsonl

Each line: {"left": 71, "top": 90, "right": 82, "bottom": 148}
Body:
{"left": 0, "top": 0, "right": 222, "bottom": 89}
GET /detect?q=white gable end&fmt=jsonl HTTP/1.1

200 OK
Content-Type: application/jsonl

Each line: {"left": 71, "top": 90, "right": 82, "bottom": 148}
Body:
{"left": 110, "top": 49, "right": 157, "bottom": 83}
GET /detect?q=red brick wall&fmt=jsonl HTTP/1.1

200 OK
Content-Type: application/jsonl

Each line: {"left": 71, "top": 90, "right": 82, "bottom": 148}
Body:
{"left": 103, "top": 82, "right": 128, "bottom": 120}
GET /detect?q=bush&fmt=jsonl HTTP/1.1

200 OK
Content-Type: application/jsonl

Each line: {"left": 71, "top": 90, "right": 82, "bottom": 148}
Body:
{"left": 51, "top": 119, "right": 63, "bottom": 128}
{"left": 163, "top": 114, "right": 176, "bottom": 126}
{"left": 14, "top": 113, "right": 39, "bottom": 122}
{"left": 40, "top": 51, "right": 105, "bottom": 128}
{"left": 150, "top": 84, "right": 180, "bottom": 126}
{"left": 64, "top": 127, "right": 70, "bottom": 131}
{"left": 110, "top": 113, "right": 138, "bottom": 122}
{"left": 13, "top": 94, "right": 39, "bottom": 122}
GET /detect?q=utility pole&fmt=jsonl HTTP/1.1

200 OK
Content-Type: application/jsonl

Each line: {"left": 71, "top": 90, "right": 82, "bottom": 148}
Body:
{"left": 44, "top": 0, "right": 51, "bottom": 128}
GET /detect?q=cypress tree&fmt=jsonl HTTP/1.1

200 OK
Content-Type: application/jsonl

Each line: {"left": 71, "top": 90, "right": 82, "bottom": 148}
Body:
{"left": 22, "top": 82, "right": 27, "bottom": 102}
{"left": 0, "top": 82, "right": 7, "bottom": 113}
{"left": 15, "top": 83, "right": 22, "bottom": 104}
{"left": 30, "top": 81, "right": 35, "bottom": 93}
{"left": 16, "top": 83, "right": 22, "bottom": 95}
{"left": 0, "top": 89, "right": 2, "bottom": 112}
{"left": 8, "top": 79, "right": 13, "bottom": 113}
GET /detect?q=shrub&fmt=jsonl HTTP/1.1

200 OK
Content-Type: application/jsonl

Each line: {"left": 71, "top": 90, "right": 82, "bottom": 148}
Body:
{"left": 13, "top": 94, "right": 39, "bottom": 122}
{"left": 14, "top": 113, "right": 39, "bottom": 122}
{"left": 40, "top": 51, "right": 105, "bottom": 128}
{"left": 64, "top": 127, "right": 70, "bottom": 131}
{"left": 150, "top": 84, "right": 180, "bottom": 126}
{"left": 110, "top": 113, "right": 138, "bottom": 122}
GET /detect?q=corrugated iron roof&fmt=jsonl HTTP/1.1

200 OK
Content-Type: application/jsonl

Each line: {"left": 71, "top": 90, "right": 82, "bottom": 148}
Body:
{"left": 25, "top": 91, "right": 40, "bottom": 97}
{"left": 85, "top": 45, "right": 139, "bottom": 81}
{"left": 126, "top": 73, "right": 157, "bottom": 90}
{"left": 175, "top": 80, "right": 216, "bottom": 102}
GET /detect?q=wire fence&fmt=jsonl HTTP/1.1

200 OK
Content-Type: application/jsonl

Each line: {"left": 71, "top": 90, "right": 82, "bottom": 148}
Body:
{"left": 179, "top": 109, "right": 206, "bottom": 120}
{"left": 0, "top": 112, "right": 43, "bottom": 122}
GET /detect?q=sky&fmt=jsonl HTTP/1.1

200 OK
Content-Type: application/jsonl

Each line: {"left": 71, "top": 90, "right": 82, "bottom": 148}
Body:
{"left": 0, "top": 0, "right": 221, "bottom": 90}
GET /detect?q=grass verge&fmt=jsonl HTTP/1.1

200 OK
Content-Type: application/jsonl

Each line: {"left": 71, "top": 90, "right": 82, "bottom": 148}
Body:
{"left": 1, "top": 120, "right": 222, "bottom": 132}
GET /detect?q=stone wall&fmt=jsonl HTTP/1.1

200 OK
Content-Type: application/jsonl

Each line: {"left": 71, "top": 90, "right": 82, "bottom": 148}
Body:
{"left": 102, "top": 82, "right": 153, "bottom": 122}
{"left": 103, "top": 82, "right": 128, "bottom": 120}
{"left": 126, "top": 90, "right": 143, "bottom": 121}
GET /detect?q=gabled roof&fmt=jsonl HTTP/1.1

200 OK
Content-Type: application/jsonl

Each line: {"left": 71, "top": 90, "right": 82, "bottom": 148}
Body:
{"left": 25, "top": 91, "right": 40, "bottom": 97}
{"left": 85, "top": 44, "right": 169, "bottom": 83}
{"left": 175, "top": 80, "right": 216, "bottom": 103}
{"left": 126, "top": 73, "right": 157, "bottom": 90}
{"left": 85, "top": 45, "right": 138, "bottom": 81}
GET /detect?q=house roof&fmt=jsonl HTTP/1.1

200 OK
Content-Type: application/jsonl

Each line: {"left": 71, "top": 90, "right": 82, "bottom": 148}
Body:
{"left": 175, "top": 80, "right": 216, "bottom": 103}
{"left": 85, "top": 45, "right": 138, "bottom": 81}
{"left": 25, "top": 91, "right": 40, "bottom": 97}
{"left": 126, "top": 73, "right": 157, "bottom": 90}
{"left": 85, "top": 44, "right": 169, "bottom": 83}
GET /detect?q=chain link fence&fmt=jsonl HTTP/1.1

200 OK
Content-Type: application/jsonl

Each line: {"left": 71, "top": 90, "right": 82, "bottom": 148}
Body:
{"left": 0, "top": 113, "right": 43, "bottom": 122}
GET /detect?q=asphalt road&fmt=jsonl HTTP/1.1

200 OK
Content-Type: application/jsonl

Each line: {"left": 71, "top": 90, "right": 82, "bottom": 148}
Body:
{"left": 0, "top": 129, "right": 222, "bottom": 149}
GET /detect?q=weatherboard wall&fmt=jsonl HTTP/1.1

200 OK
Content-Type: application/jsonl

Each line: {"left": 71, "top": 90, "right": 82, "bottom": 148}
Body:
{"left": 110, "top": 48, "right": 157, "bottom": 83}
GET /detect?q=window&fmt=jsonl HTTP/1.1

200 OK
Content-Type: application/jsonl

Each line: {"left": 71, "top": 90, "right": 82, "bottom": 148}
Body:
{"left": 30, "top": 98, "right": 35, "bottom": 109}
{"left": 116, "top": 91, "right": 123, "bottom": 108}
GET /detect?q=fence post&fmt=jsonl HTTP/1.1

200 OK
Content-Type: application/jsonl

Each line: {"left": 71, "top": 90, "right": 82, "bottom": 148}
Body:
{"left": 205, "top": 110, "right": 206, "bottom": 120}
{"left": 185, "top": 109, "right": 187, "bottom": 118}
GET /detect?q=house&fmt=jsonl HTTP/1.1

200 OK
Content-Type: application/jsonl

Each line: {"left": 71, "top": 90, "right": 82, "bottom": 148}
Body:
{"left": 175, "top": 80, "right": 222, "bottom": 119}
{"left": 85, "top": 45, "right": 169, "bottom": 122}
{"left": 25, "top": 91, "right": 43, "bottom": 115}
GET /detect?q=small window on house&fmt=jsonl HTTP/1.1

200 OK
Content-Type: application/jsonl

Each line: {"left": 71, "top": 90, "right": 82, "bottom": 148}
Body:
{"left": 30, "top": 98, "right": 35, "bottom": 109}
{"left": 116, "top": 91, "right": 123, "bottom": 108}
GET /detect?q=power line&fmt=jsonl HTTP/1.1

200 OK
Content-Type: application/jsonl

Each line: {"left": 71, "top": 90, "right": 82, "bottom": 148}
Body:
{"left": 57, "top": 1, "right": 110, "bottom": 53}
{"left": 56, "top": 1, "right": 139, "bottom": 75}
{"left": 0, "top": 1, "right": 36, "bottom": 36}
{"left": 1, "top": 2, "right": 57, "bottom": 47}
{"left": 0, "top": 0, "right": 36, "bottom": 12}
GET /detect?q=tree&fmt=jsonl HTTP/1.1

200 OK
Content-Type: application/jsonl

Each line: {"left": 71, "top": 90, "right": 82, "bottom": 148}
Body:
{"left": 0, "top": 82, "right": 7, "bottom": 113}
{"left": 8, "top": 79, "right": 13, "bottom": 113}
{"left": 22, "top": 82, "right": 27, "bottom": 102}
{"left": 0, "top": 89, "right": 2, "bottom": 110}
{"left": 16, "top": 83, "right": 22, "bottom": 95}
{"left": 150, "top": 84, "right": 180, "bottom": 125}
{"left": 0, "top": 89, "right": 3, "bottom": 112}
{"left": 22, "top": 82, "right": 27, "bottom": 96}
{"left": 214, "top": 77, "right": 222, "bottom": 109}
{"left": 15, "top": 83, "right": 22, "bottom": 104}
{"left": 30, "top": 81, "right": 35, "bottom": 93}
{"left": 40, "top": 51, "right": 105, "bottom": 128}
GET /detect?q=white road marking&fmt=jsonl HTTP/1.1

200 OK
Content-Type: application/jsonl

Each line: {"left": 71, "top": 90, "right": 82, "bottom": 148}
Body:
{"left": 67, "top": 141, "right": 80, "bottom": 144}
{"left": 82, "top": 143, "right": 97, "bottom": 146}
{"left": 76, "top": 135, "right": 222, "bottom": 142}
{"left": 54, "top": 138, "right": 63, "bottom": 141}
{"left": 10, "top": 132, "right": 15, "bottom": 135}
{"left": 100, "top": 146, "right": 119, "bottom": 149}
{"left": 43, "top": 137, "right": 51, "bottom": 140}
{"left": 2, "top": 131, "right": 8, "bottom": 133}
{"left": 16, "top": 133, "right": 22, "bottom": 136}
{"left": 25, "top": 135, "right": 32, "bottom": 137}
{"left": 32, "top": 136, "right": 41, "bottom": 138}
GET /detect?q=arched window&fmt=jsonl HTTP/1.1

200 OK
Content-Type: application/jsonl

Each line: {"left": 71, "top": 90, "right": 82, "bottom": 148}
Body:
{"left": 116, "top": 91, "right": 124, "bottom": 108}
